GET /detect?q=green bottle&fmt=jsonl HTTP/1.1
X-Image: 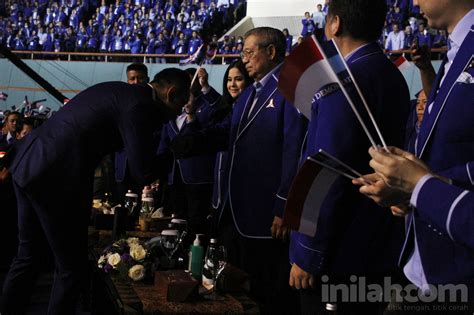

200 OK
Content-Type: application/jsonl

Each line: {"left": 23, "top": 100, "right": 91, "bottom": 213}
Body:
{"left": 189, "top": 234, "right": 204, "bottom": 279}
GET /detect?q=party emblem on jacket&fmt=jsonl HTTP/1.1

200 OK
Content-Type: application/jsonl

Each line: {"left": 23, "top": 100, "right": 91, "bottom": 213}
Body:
{"left": 266, "top": 99, "right": 275, "bottom": 108}
{"left": 457, "top": 56, "right": 474, "bottom": 84}
{"left": 456, "top": 71, "right": 474, "bottom": 84}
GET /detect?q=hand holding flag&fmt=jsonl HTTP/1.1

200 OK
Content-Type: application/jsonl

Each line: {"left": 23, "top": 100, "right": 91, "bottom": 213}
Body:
{"left": 283, "top": 150, "right": 366, "bottom": 236}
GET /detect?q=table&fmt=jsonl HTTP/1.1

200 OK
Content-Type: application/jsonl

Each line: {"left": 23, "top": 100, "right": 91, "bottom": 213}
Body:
{"left": 88, "top": 227, "right": 259, "bottom": 314}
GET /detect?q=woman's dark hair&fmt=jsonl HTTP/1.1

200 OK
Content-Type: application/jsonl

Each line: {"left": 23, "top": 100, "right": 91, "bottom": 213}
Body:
{"left": 222, "top": 59, "right": 253, "bottom": 107}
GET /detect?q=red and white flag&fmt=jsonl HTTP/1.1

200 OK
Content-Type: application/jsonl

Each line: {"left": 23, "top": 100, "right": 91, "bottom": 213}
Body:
{"left": 393, "top": 55, "right": 411, "bottom": 71}
{"left": 283, "top": 149, "right": 366, "bottom": 237}
{"left": 283, "top": 156, "right": 339, "bottom": 237}
{"left": 278, "top": 36, "right": 339, "bottom": 119}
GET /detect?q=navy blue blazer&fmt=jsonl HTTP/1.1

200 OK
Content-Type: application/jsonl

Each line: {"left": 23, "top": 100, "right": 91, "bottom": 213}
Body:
{"left": 290, "top": 43, "right": 411, "bottom": 277}
{"left": 212, "top": 150, "right": 228, "bottom": 210}
{"left": 415, "top": 177, "right": 474, "bottom": 254}
{"left": 218, "top": 67, "right": 308, "bottom": 238}
{"left": 400, "top": 25, "right": 474, "bottom": 286}
{"left": 158, "top": 88, "right": 221, "bottom": 185}
{"left": 7, "top": 82, "right": 169, "bottom": 190}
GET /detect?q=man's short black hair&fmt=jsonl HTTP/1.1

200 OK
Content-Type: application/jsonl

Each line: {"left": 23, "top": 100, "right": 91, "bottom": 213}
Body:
{"left": 126, "top": 62, "right": 148, "bottom": 75}
{"left": 151, "top": 68, "right": 191, "bottom": 101}
{"left": 244, "top": 27, "right": 286, "bottom": 62}
{"left": 22, "top": 117, "right": 35, "bottom": 127}
{"left": 184, "top": 67, "right": 197, "bottom": 77}
{"left": 328, "top": 0, "right": 387, "bottom": 42}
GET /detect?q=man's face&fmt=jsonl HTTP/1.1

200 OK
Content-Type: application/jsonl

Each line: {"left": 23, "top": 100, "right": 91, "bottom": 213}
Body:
{"left": 5, "top": 114, "right": 20, "bottom": 134}
{"left": 241, "top": 34, "right": 274, "bottom": 81}
{"left": 127, "top": 70, "right": 148, "bottom": 84}
{"left": 413, "top": 0, "right": 451, "bottom": 30}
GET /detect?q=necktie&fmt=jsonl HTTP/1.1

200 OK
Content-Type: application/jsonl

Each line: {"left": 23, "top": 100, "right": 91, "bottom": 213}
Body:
{"left": 247, "top": 82, "right": 263, "bottom": 118}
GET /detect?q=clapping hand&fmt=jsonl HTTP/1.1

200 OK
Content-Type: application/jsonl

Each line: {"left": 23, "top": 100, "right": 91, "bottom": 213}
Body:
{"left": 353, "top": 147, "right": 432, "bottom": 207}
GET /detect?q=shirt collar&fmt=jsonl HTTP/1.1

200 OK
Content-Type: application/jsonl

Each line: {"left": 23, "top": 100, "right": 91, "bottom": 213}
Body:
{"left": 448, "top": 9, "right": 474, "bottom": 51}
{"left": 344, "top": 43, "right": 371, "bottom": 61}
{"left": 147, "top": 83, "right": 157, "bottom": 101}
{"left": 254, "top": 62, "right": 283, "bottom": 88}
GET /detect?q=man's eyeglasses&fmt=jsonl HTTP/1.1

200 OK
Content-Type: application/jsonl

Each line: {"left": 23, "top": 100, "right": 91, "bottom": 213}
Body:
{"left": 240, "top": 43, "right": 272, "bottom": 60}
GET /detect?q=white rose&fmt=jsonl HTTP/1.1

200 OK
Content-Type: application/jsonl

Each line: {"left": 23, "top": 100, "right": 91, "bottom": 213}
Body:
{"left": 130, "top": 245, "right": 147, "bottom": 261}
{"left": 128, "top": 264, "right": 145, "bottom": 281}
{"left": 107, "top": 253, "right": 121, "bottom": 268}
{"left": 127, "top": 237, "right": 140, "bottom": 247}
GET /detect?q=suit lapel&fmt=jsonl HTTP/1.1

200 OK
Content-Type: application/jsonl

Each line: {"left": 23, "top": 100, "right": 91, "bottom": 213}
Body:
{"left": 170, "top": 119, "right": 179, "bottom": 135}
{"left": 416, "top": 27, "right": 474, "bottom": 158}
{"left": 235, "top": 86, "right": 256, "bottom": 137}
{"left": 236, "top": 73, "right": 279, "bottom": 140}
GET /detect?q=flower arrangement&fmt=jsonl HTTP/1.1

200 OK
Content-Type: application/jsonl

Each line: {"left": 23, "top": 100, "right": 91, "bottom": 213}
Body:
{"left": 97, "top": 237, "right": 157, "bottom": 281}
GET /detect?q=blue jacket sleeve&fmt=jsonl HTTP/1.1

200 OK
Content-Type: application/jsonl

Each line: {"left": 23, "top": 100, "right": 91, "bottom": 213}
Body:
{"left": 202, "top": 86, "right": 222, "bottom": 107}
{"left": 438, "top": 161, "right": 474, "bottom": 190}
{"left": 272, "top": 100, "right": 308, "bottom": 218}
{"left": 415, "top": 177, "right": 474, "bottom": 252}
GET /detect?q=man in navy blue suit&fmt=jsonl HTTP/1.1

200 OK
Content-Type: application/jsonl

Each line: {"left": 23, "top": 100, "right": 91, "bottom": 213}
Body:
{"left": 0, "top": 68, "right": 190, "bottom": 314}
{"left": 357, "top": 0, "right": 474, "bottom": 311}
{"left": 288, "top": 0, "right": 410, "bottom": 313}
{"left": 215, "top": 27, "right": 307, "bottom": 313}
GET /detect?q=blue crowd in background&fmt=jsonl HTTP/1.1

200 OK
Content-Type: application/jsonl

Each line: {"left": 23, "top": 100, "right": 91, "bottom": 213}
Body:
{"left": 382, "top": 0, "right": 447, "bottom": 51}
{"left": 295, "top": 0, "right": 446, "bottom": 59}
{"left": 0, "top": 0, "right": 247, "bottom": 62}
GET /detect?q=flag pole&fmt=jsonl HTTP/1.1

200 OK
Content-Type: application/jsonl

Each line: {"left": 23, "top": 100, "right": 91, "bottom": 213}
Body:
{"left": 331, "top": 39, "right": 389, "bottom": 151}
{"left": 307, "top": 156, "right": 357, "bottom": 181}
{"left": 190, "top": 44, "right": 207, "bottom": 88}
{"left": 313, "top": 37, "right": 378, "bottom": 149}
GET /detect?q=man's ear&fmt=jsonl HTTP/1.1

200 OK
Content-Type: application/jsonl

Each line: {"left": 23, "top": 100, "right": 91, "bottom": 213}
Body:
{"left": 328, "top": 14, "right": 342, "bottom": 37}
{"left": 166, "top": 86, "right": 177, "bottom": 104}
{"left": 267, "top": 44, "right": 277, "bottom": 61}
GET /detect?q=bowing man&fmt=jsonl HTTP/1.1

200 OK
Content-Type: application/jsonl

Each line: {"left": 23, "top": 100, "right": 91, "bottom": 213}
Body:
{"left": 288, "top": 0, "right": 411, "bottom": 313}
{"left": 0, "top": 68, "right": 190, "bottom": 314}
{"left": 356, "top": 0, "right": 474, "bottom": 303}
{"left": 216, "top": 27, "right": 307, "bottom": 313}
